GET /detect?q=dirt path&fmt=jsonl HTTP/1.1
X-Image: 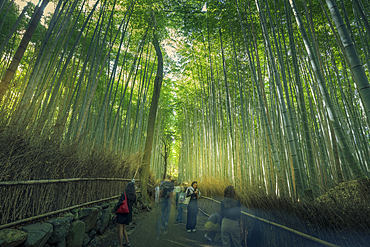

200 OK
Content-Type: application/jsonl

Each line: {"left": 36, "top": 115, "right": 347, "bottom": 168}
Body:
{"left": 95, "top": 203, "right": 222, "bottom": 247}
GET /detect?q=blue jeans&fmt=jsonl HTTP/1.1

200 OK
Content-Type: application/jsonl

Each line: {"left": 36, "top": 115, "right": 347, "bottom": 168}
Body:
{"left": 176, "top": 204, "right": 185, "bottom": 223}
{"left": 161, "top": 198, "right": 171, "bottom": 229}
{"left": 175, "top": 192, "right": 179, "bottom": 208}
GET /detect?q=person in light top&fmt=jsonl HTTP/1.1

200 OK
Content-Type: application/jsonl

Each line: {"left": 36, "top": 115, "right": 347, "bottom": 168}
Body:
{"left": 174, "top": 183, "right": 182, "bottom": 209}
{"left": 155, "top": 182, "right": 160, "bottom": 203}
{"left": 174, "top": 185, "right": 186, "bottom": 225}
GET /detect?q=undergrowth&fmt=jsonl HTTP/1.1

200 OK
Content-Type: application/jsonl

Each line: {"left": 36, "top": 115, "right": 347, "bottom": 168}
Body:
{"left": 198, "top": 175, "right": 370, "bottom": 246}
{"left": 0, "top": 126, "right": 142, "bottom": 181}
{"left": 0, "top": 125, "right": 146, "bottom": 225}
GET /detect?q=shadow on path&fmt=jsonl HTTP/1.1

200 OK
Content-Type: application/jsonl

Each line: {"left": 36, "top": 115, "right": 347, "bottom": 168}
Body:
{"left": 129, "top": 203, "right": 221, "bottom": 247}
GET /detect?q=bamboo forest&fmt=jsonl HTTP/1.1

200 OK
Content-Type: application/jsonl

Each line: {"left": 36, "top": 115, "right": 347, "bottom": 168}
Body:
{"left": 1, "top": 0, "right": 370, "bottom": 246}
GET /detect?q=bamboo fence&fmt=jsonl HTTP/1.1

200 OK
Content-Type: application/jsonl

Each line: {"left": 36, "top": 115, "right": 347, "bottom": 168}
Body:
{"left": 0, "top": 178, "right": 140, "bottom": 226}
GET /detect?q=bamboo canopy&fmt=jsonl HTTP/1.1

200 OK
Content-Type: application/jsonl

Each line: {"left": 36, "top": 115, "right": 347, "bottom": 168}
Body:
{"left": 0, "top": 0, "right": 370, "bottom": 245}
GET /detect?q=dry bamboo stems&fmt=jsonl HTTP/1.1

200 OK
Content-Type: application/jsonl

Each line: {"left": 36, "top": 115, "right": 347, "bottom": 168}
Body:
{"left": 0, "top": 178, "right": 139, "bottom": 186}
{"left": 201, "top": 196, "right": 340, "bottom": 247}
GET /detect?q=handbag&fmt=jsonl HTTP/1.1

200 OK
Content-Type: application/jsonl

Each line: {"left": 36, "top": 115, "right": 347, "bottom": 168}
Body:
{"left": 183, "top": 187, "right": 191, "bottom": 205}
{"left": 183, "top": 196, "right": 190, "bottom": 205}
{"left": 116, "top": 193, "right": 130, "bottom": 214}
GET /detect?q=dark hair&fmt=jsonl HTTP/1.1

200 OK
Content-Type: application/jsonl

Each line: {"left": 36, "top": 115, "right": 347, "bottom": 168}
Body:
{"left": 191, "top": 181, "right": 198, "bottom": 187}
{"left": 125, "top": 182, "right": 136, "bottom": 201}
{"left": 224, "top": 185, "right": 236, "bottom": 199}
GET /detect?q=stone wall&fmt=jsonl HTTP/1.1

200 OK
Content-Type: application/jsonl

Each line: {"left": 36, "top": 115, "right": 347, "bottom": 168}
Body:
{"left": 0, "top": 193, "right": 150, "bottom": 247}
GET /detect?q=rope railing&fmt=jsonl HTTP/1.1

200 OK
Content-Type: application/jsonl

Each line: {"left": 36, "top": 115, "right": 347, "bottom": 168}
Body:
{"left": 0, "top": 178, "right": 139, "bottom": 186}
{"left": 201, "top": 196, "right": 340, "bottom": 247}
{"left": 0, "top": 189, "right": 141, "bottom": 230}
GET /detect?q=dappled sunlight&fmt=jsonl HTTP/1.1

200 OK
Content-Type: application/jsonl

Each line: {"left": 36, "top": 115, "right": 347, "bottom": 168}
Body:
{"left": 1, "top": 0, "right": 370, "bottom": 246}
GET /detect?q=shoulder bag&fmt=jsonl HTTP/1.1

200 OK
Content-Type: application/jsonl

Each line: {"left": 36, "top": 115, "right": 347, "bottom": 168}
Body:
{"left": 116, "top": 193, "right": 130, "bottom": 214}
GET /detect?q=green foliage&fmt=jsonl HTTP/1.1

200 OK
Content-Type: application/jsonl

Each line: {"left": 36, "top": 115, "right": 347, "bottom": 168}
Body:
{"left": 0, "top": 2, "right": 19, "bottom": 41}
{"left": 0, "top": 0, "right": 369, "bottom": 200}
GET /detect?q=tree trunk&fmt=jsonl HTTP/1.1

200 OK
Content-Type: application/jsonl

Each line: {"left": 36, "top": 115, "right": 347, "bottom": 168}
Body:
{"left": 0, "top": 0, "right": 49, "bottom": 103}
{"left": 162, "top": 139, "right": 168, "bottom": 180}
{"left": 140, "top": 31, "right": 163, "bottom": 202}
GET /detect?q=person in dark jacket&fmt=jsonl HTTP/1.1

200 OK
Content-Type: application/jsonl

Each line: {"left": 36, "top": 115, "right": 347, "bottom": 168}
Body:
{"left": 221, "top": 185, "right": 241, "bottom": 247}
{"left": 186, "top": 181, "right": 200, "bottom": 232}
{"left": 115, "top": 182, "right": 136, "bottom": 247}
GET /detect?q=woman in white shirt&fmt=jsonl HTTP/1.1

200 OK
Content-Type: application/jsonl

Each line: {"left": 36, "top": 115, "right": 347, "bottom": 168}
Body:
{"left": 186, "top": 181, "right": 200, "bottom": 232}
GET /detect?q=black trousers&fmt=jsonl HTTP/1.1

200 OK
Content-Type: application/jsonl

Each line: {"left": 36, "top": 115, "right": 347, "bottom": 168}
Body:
{"left": 186, "top": 199, "right": 198, "bottom": 230}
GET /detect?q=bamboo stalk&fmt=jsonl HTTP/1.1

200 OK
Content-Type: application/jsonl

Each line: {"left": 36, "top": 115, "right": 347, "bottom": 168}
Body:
{"left": 0, "top": 178, "right": 139, "bottom": 186}
{"left": 201, "top": 196, "right": 340, "bottom": 247}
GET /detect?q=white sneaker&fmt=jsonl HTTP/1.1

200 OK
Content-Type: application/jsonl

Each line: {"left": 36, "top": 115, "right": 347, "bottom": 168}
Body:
{"left": 187, "top": 230, "right": 191, "bottom": 233}
{"left": 192, "top": 229, "right": 196, "bottom": 232}
{"left": 204, "top": 234, "right": 212, "bottom": 241}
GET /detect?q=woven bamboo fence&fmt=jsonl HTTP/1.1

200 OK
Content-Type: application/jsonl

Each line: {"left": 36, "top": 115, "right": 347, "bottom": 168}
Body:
{"left": 0, "top": 178, "right": 139, "bottom": 226}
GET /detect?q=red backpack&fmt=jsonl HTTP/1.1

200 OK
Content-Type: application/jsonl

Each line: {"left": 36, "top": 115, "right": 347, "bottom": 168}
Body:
{"left": 116, "top": 193, "right": 130, "bottom": 214}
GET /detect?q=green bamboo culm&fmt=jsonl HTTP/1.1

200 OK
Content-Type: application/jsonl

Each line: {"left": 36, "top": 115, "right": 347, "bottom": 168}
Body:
{"left": 324, "top": 0, "right": 370, "bottom": 125}
{"left": 288, "top": 0, "right": 367, "bottom": 180}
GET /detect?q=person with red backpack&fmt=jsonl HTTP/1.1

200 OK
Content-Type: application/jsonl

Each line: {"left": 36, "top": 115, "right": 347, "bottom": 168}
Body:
{"left": 115, "top": 182, "right": 136, "bottom": 247}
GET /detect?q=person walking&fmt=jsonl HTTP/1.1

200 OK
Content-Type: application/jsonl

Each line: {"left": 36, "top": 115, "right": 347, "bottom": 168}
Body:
{"left": 155, "top": 183, "right": 160, "bottom": 204}
{"left": 174, "top": 185, "right": 186, "bottom": 225}
{"left": 186, "top": 181, "right": 200, "bottom": 232}
{"left": 159, "top": 176, "right": 174, "bottom": 234}
{"left": 115, "top": 182, "right": 136, "bottom": 247}
{"left": 221, "top": 185, "right": 241, "bottom": 247}
{"left": 174, "top": 184, "right": 182, "bottom": 209}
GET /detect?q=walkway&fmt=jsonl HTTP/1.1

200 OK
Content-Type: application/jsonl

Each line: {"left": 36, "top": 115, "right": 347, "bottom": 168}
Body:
{"left": 128, "top": 204, "right": 220, "bottom": 247}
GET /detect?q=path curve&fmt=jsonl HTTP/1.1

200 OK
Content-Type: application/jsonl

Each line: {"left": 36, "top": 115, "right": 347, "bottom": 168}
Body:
{"left": 127, "top": 203, "right": 220, "bottom": 247}
{"left": 98, "top": 204, "right": 222, "bottom": 247}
